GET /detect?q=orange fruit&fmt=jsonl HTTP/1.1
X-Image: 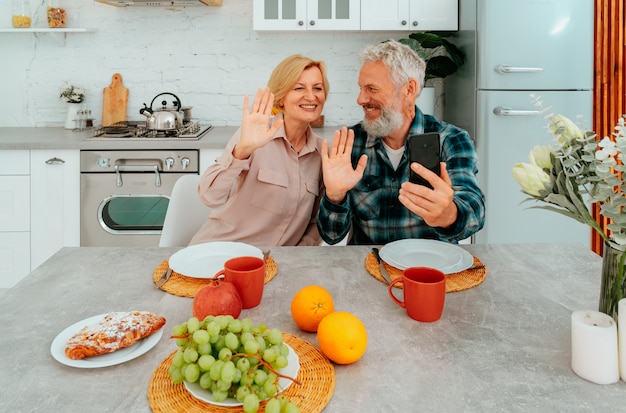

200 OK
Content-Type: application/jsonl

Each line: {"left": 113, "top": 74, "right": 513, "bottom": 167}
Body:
{"left": 317, "top": 311, "right": 367, "bottom": 364}
{"left": 290, "top": 285, "right": 334, "bottom": 332}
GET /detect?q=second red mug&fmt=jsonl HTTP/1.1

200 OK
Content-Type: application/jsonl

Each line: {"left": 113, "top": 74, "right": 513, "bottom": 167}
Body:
{"left": 388, "top": 266, "right": 446, "bottom": 322}
{"left": 214, "top": 256, "right": 265, "bottom": 309}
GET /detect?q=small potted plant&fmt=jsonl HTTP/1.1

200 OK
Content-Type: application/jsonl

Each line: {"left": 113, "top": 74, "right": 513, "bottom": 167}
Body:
{"left": 59, "top": 84, "right": 86, "bottom": 129}
{"left": 398, "top": 31, "right": 466, "bottom": 82}
{"left": 398, "top": 32, "right": 465, "bottom": 116}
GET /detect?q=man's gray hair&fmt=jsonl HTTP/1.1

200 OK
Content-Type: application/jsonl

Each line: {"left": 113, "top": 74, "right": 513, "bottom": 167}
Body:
{"left": 359, "top": 39, "right": 426, "bottom": 92}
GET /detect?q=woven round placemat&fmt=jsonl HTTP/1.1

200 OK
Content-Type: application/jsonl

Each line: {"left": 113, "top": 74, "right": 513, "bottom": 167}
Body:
{"left": 147, "top": 333, "right": 335, "bottom": 413}
{"left": 365, "top": 252, "right": 487, "bottom": 293}
{"left": 153, "top": 257, "right": 278, "bottom": 298}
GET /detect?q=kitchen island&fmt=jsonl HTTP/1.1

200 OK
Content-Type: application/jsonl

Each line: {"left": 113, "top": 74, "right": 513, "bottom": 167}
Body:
{"left": 0, "top": 243, "right": 623, "bottom": 412}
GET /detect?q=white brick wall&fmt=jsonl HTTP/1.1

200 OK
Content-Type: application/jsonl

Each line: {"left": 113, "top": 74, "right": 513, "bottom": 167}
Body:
{"left": 0, "top": 0, "right": 403, "bottom": 127}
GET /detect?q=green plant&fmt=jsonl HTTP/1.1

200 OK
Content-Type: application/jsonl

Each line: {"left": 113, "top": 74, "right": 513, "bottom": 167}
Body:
{"left": 398, "top": 32, "right": 466, "bottom": 82}
{"left": 59, "top": 84, "right": 85, "bottom": 103}
{"left": 512, "top": 95, "right": 626, "bottom": 249}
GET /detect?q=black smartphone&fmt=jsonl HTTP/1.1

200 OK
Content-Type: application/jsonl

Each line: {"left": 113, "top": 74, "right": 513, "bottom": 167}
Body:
{"left": 407, "top": 133, "right": 441, "bottom": 189}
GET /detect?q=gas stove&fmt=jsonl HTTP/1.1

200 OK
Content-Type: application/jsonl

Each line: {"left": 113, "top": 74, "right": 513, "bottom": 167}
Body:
{"left": 89, "top": 120, "right": 213, "bottom": 140}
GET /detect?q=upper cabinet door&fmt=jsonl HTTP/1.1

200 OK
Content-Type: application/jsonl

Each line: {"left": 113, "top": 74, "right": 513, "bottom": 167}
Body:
{"left": 361, "top": 0, "right": 458, "bottom": 31}
{"left": 253, "top": 0, "right": 307, "bottom": 31}
{"left": 360, "top": 0, "right": 409, "bottom": 30}
{"left": 254, "top": 0, "right": 359, "bottom": 31}
{"left": 307, "top": 0, "right": 360, "bottom": 30}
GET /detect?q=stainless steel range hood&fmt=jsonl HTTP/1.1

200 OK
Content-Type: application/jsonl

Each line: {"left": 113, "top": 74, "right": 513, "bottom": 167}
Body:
{"left": 96, "top": 0, "right": 221, "bottom": 6}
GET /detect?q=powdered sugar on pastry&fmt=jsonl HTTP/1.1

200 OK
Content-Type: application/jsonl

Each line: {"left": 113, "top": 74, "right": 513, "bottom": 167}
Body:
{"left": 65, "top": 311, "right": 166, "bottom": 360}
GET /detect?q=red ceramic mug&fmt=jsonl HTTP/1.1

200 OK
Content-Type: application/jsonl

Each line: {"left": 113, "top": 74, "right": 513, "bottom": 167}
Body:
{"left": 214, "top": 256, "right": 265, "bottom": 309}
{"left": 388, "top": 267, "right": 446, "bottom": 322}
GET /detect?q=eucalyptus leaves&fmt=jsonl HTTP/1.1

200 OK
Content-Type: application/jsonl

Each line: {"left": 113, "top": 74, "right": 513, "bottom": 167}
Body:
{"left": 512, "top": 96, "right": 626, "bottom": 250}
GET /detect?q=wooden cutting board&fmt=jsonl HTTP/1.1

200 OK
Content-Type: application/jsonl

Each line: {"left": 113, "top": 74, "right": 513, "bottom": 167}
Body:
{"left": 102, "top": 73, "right": 128, "bottom": 126}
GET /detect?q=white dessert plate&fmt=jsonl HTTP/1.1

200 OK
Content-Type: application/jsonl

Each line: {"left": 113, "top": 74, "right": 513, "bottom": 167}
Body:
{"left": 379, "top": 239, "right": 473, "bottom": 273}
{"left": 183, "top": 343, "right": 300, "bottom": 407}
{"left": 50, "top": 312, "right": 163, "bottom": 368}
{"left": 168, "top": 241, "right": 263, "bottom": 279}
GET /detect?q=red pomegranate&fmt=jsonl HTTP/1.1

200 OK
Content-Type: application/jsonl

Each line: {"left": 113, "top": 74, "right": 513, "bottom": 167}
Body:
{"left": 192, "top": 279, "right": 243, "bottom": 320}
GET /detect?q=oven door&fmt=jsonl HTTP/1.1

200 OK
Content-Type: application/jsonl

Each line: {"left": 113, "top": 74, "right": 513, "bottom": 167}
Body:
{"left": 80, "top": 171, "right": 191, "bottom": 247}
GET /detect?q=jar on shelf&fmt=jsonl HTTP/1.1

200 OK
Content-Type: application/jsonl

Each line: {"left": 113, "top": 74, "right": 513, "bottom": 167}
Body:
{"left": 11, "top": 0, "right": 31, "bottom": 28}
{"left": 46, "top": 0, "right": 66, "bottom": 28}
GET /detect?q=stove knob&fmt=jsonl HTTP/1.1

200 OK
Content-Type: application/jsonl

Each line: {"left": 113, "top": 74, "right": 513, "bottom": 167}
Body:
{"left": 181, "top": 157, "right": 190, "bottom": 170}
{"left": 97, "top": 157, "right": 110, "bottom": 168}
{"left": 165, "top": 157, "right": 175, "bottom": 170}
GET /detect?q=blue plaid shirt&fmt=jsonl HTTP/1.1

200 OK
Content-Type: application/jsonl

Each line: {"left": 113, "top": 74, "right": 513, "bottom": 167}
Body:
{"left": 317, "top": 107, "right": 485, "bottom": 245}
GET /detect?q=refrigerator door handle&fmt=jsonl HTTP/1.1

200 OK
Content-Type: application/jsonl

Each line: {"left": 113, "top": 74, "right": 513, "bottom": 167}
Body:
{"left": 493, "top": 106, "right": 547, "bottom": 117}
{"left": 494, "top": 65, "right": 544, "bottom": 74}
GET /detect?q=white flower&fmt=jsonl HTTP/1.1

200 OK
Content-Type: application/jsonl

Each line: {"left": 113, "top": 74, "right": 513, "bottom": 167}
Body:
{"left": 59, "top": 84, "right": 85, "bottom": 103}
{"left": 512, "top": 162, "right": 553, "bottom": 197}
{"left": 548, "top": 114, "right": 584, "bottom": 146}
{"left": 513, "top": 98, "right": 626, "bottom": 249}
{"left": 529, "top": 145, "right": 555, "bottom": 170}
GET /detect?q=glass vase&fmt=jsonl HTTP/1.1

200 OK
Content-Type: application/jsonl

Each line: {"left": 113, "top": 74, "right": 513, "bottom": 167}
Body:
{"left": 598, "top": 242, "right": 626, "bottom": 320}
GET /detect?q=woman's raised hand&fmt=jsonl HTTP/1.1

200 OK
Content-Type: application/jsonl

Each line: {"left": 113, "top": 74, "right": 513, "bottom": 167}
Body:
{"left": 233, "top": 88, "right": 284, "bottom": 160}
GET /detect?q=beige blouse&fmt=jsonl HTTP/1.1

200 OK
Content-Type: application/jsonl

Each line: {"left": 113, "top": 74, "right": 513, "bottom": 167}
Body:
{"left": 188, "top": 117, "right": 324, "bottom": 247}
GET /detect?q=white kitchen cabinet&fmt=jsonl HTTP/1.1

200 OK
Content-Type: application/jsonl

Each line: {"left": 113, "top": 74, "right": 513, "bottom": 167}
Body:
{"left": 253, "top": 0, "right": 360, "bottom": 31}
{"left": 0, "top": 150, "right": 30, "bottom": 288}
{"left": 30, "top": 150, "right": 80, "bottom": 271}
{"left": 361, "top": 0, "right": 458, "bottom": 31}
{"left": 200, "top": 149, "right": 223, "bottom": 173}
{"left": 0, "top": 232, "right": 30, "bottom": 289}
{"left": 0, "top": 175, "right": 30, "bottom": 231}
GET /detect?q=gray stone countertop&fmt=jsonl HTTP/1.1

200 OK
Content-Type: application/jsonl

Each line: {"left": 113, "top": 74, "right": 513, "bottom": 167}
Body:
{"left": 0, "top": 126, "right": 338, "bottom": 150}
{"left": 0, "top": 243, "right": 623, "bottom": 413}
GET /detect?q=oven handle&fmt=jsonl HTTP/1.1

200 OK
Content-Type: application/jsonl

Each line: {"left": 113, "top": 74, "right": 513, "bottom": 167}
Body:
{"left": 115, "top": 164, "right": 162, "bottom": 187}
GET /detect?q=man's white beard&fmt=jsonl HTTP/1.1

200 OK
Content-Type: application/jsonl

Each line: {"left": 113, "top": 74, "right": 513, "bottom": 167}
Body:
{"left": 361, "top": 105, "right": 404, "bottom": 138}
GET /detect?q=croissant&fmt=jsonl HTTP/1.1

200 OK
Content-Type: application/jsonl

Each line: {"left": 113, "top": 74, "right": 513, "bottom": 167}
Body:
{"left": 65, "top": 311, "right": 166, "bottom": 360}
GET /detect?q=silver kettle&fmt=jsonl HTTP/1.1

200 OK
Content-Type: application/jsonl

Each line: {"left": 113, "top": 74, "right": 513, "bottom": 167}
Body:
{"left": 140, "top": 92, "right": 184, "bottom": 130}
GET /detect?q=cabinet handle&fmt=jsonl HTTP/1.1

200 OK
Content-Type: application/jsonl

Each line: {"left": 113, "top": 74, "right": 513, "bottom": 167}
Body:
{"left": 412, "top": 21, "right": 418, "bottom": 26}
{"left": 493, "top": 106, "right": 546, "bottom": 116}
{"left": 401, "top": 20, "right": 407, "bottom": 26}
{"left": 298, "top": 20, "right": 304, "bottom": 26}
{"left": 309, "top": 20, "right": 315, "bottom": 26}
{"left": 494, "top": 64, "right": 544, "bottom": 74}
{"left": 45, "top": 157, "right": 65, "bottom": 165}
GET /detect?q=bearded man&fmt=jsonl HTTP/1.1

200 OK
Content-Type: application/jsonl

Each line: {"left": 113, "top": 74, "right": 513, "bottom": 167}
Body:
{"left": 317, "top": 40, "right": 485, "bottom": 245}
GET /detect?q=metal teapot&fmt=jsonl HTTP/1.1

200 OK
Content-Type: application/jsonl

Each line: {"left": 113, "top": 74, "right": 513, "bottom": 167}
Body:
{"left": 140, "top": 92, "right": 184, "bottom": 130}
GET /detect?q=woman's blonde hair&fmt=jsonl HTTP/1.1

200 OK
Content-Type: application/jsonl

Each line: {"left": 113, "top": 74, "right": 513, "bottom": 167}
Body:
{"left": 267, "top": 54, "right": 329, "bottom": 114}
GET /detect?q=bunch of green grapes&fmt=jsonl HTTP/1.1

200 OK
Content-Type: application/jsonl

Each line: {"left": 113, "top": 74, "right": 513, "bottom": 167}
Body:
{"left": 168, "top": 315, "right": 300, "bottom": 413}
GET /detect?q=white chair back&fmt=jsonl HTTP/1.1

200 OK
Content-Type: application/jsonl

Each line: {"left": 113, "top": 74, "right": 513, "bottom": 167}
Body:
{"left": 159, "top": 174, "right": 210, "bottom": 247}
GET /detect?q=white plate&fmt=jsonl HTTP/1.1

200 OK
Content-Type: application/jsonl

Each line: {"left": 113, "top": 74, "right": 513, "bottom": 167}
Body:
{"left": 379, "top": 239, "right": 474, "bottom": 274}
{"left": 184, "top": 343, "right": 300, "bottom": 407}
{"left": 50, "top": 312, "right": 164, "bottom": 369}
{"left": 169, "top": 241, "right": 263, "bottom": 279}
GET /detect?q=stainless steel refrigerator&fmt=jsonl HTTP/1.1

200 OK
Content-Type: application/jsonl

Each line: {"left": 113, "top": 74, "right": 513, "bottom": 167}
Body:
{"left": 445, "top": 0, "right": 594, "bottom": 244}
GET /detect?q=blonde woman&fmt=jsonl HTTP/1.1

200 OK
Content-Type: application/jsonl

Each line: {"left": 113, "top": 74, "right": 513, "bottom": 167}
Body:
{"left": 189, "top": 55, "right": 329, "bottom": 246}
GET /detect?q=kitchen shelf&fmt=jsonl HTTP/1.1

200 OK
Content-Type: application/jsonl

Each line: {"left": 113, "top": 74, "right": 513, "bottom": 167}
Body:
{"left": 0, "top": 28, "right": 96, "bottom": 33}
{"left": 0, "top": 28, "right": 97, "bottom": 45}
